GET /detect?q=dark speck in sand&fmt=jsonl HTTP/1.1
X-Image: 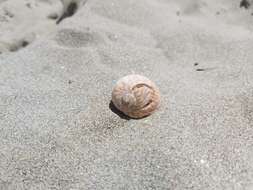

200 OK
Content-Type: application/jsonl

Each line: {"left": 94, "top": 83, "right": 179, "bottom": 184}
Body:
{"left": 196, "top": 67, "right": 217, "bottom": 71}
{"left": 240, "top": 0, "right": 250, "bottom": 9}
{"left": 4, "top": 10, "right": 14, "bottom": 18}
{"left": 196, "top": 68, "right": 205, "bottom": 71}
{"left": 21, "top": 41, "right": 29, "bottom": 47}
{"left": 48, "top": 13, "right": 58, "bottom": 20}
{"left": 22, "top": 171, "right": 27, "bottom": 176}
{"left": 194, "top": 62, "right": 199, "bottom": 66}
{"left": 26, "top": 3, "right": 32, "bottom": 8}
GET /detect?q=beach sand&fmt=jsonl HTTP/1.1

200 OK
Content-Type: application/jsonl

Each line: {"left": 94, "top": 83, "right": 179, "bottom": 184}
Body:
{"left": 0, "top": 0, "right": 253, "bottom": 189}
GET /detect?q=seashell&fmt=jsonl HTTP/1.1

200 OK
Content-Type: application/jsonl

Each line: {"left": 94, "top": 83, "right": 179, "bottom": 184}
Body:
{"left": 111, "top": 75, "right": 160, "bottom": 118}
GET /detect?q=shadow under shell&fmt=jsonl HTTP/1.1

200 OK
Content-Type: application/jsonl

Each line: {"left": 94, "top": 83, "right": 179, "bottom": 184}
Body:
{"left": 109, "top": 101, "right": 152, "bottom": 120}
{"left": 109, "top": 101, "right": 131, "bottom": 120}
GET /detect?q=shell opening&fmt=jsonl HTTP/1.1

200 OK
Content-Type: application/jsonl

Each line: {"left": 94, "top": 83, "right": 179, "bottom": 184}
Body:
{"left": 143, "top": 100, "right": 152, "bottom": 108}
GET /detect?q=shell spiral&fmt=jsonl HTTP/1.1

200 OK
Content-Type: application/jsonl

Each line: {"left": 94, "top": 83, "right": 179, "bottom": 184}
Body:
{"left": 111, "top": 75, "right": 160, "bottom": 118}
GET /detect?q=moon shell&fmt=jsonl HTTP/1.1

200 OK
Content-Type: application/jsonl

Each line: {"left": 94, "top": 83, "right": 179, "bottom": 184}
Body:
{"left": 111, "top": 75, "right": 160, "bottom": 118}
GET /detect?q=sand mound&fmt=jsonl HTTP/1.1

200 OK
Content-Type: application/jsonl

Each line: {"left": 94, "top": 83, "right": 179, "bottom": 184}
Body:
{"left": 0, "top": 0, "right": 88, "bottom": 53}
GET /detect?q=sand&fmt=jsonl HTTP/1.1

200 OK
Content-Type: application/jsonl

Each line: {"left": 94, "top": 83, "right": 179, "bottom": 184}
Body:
{"left": 0, "top": 0, "right": 253, "bottom": 189}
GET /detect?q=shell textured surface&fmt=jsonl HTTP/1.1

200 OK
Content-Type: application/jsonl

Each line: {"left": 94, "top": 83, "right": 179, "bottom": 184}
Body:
{"left": 112, "top": 75, "right": 160, "bottom": 118}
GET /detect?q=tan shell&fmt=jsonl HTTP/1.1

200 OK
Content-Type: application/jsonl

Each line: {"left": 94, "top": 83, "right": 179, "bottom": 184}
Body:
{"left": 111, "top": 75, "right": 160, "bottom": 118}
